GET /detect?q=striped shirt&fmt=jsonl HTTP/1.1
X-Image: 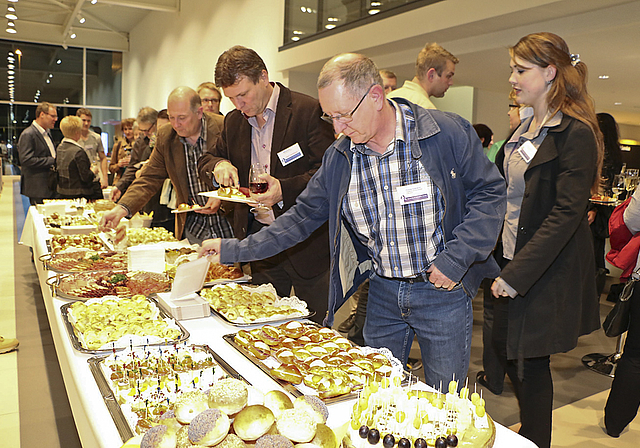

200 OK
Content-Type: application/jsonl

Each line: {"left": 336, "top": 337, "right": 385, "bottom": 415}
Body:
{"left": 342, "top": 100, "right": 444, "bottom": 278}
{"left": 182, "top": 118, "right": 233, "bottom": 240}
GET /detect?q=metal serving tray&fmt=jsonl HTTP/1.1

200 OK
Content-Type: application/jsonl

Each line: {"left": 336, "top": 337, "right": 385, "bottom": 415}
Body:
{"left": 88, "top": 344, "right": 249, "bottom": 442}
{"left": 39, "top": 251, "right": 127, "bottom": 275}
{"left": 60, "top": 296, "right": 190, "bottom": 354}
{"left": 222, "top": 324, "right": 407, "bottom": 405}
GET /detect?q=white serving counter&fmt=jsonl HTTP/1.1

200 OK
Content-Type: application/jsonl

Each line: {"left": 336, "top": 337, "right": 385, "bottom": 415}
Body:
{"left": 20, "top": 206, "right": 536, "bottom": 448}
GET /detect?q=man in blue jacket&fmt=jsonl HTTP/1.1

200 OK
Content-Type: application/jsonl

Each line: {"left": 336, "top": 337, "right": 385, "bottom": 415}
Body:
{"left": 201, "top": 53, "right": 506, "bottom": 387}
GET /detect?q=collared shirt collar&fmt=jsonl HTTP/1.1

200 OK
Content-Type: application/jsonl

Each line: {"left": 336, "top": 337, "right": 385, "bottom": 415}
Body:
{"left": 349, "top": 99, "right": 405, "bottom": 157}
{"left": 61, "top": 137, "right": 84, "bottom": 149}
{"left": 32, "top": 121, "right": 48, "bottom": 135}
{"left": 247, "top": 83, "right": 279, "bottom": 128}
{"left": 509, "top": 110, "right": 563, "bottom": 144}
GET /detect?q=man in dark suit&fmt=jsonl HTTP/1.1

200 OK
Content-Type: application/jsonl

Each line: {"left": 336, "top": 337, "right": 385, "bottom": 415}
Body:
{"left": 18, "top": 102, "right": 58, "bottom": 204}
{"left": 198, "top": 46, "right": 334, "bottom": 324}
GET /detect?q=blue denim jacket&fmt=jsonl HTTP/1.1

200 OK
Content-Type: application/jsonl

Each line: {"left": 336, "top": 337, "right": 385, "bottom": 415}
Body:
{"left": 221, "top": 99, "right": 506, "bottom": 325}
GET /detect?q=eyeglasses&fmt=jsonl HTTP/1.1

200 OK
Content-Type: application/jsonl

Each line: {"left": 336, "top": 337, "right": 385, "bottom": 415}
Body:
{"left": 201, "top": 98, "right": 220, "bottom": 104}
{"left": 139, "top": 122, "right": 156, "bottom": 134}
{"left": 321, "top": 83, "right": 376, "bottom": 124}
{"left": 47, "top": 113, "right": 58, "bottom": 119}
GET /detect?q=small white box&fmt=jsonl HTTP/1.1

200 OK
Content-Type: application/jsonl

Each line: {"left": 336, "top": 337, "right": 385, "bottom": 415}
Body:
{"left": 157, "top": 292, "right": 210, "bottom": 320}
{"left": 127, "top": 245, "right": 165, "bottom": 273}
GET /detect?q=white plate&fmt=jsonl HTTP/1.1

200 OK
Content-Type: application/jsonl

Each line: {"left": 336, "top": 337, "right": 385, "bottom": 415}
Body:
{"left": 199, "top": 190, "right": 258, "bottom": 204}
{"left": 171, "top": 206, "right": 205, "bottom": 214}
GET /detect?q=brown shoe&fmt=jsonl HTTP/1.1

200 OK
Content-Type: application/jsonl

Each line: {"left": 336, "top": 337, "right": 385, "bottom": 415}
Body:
{"left": 0, "top": 336, "right": 19, "bottom": 354}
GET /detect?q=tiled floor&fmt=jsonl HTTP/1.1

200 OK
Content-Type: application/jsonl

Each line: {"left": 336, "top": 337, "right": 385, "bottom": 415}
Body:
{"left": 2, "top": 171, "right": 639, "bottom": 447}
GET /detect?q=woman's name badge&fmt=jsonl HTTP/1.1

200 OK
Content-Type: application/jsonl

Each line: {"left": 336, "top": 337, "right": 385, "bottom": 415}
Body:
{"left": 517, "top": 140, "right": 537, "bottom": 164}
{"left": 277, "top": 143, "right": 304, "bottom": 166}
{"left": 397, "top": 183, "right": 431, "bottom": 205}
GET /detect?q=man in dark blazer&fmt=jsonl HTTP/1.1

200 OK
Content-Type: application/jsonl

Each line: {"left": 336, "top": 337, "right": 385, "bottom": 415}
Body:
{"left": 18, "top": 102, "right": 58, "bottom": 204}
{"left": 198, "top": 46, "right": 334, "bottom": 324}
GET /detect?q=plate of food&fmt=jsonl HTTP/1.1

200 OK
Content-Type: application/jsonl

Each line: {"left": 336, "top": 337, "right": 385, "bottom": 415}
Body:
{"left": 48, "top": 270, "right": 172, "bottom": 300}
{"left": 42, "top": 250, "right": 128, "bottom": 273}
{"left": 224, "top": 321, "right": 404, "bottom": 403}
{"left": 200, "top": 187, "right": 258, "bottom": 204}
{"left": 61, "top": 294, "right": 188, "bottom": 353}
{"left": 200, "top": 283, "right": 311, "bottom": 325}
{"left": 87, "top": 344, "right": 249, "bottom": 441}
{"left": 171, "top": 203, "right": 206, "bottom": 214}
{"left": 590, "top": 194, "right": 617, "bottom": 205}
{"left": 48, "top": 232, "right": 109, "bottom": 254}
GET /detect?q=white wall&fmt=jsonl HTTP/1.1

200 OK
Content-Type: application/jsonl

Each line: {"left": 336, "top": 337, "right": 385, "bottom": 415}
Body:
{"left": 123, "top": 0, "right": 285, "bottom": 117}
{"left": 474, "top": 88, "right": 512, "bottom": 142}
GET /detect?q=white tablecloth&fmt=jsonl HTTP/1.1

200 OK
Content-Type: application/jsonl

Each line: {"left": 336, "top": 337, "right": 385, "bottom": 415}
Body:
{"left": 20, "top": 206, "right": 536, "bottom": 448}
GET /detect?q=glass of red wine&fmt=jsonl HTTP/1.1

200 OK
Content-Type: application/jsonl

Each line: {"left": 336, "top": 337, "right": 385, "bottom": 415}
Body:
{"left": 249, "top": 163, "right": 271, "bottom": 213}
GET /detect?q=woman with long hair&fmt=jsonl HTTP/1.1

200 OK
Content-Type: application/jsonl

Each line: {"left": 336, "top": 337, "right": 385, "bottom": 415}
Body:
{"left": 491, "top": 32, "right": 604, "bottom": 448}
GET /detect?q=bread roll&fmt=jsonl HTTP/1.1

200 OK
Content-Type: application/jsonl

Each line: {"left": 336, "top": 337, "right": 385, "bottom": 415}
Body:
{"left": 175, "top": 391, "right": 210, "bottom": 424}
{"left": 254, "top": 434, "right": 293, "bottom": 448}
{"left": 140, "top": 425, "right": 177, "bottom": 448}
{"left": 188, "top": 409, "right": 230, "bottom": 446}
{"left": 294, "top": 395, "right": 329, "bottom": 424}
{"left": 207, "top": 378, "right": 248, "bottom": 415}
{"left": 233, "top": 405, "right": 275, "bottom": 441}
{"left": 275, "top": 408, "right": 316, "bottom": 443}
{"left": 213, "top": 433, "right": 246, "bottom": 448}
{"left": 263, "top": 390, "right": 293, "bottom": 419}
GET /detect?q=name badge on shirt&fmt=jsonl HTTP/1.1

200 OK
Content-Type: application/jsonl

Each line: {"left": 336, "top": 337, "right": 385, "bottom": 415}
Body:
{"left": 517, "top": 140, "right": 538, "bottom": 164}
{"left": 397, "top": 182, "right": 431, "bottom": 205}
{"left": 277, "top": 143, "right": 304, "bottom": 166}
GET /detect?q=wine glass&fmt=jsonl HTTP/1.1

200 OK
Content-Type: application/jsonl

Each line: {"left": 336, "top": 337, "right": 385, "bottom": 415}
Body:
{"left": 249, "top": 163, "right": 271, "bottom": 213}
{"left": 612, "top": 174, "right": 625, "bottom": 201}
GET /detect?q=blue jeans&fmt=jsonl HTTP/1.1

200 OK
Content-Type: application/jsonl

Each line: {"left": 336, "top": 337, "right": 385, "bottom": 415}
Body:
{"left": 363, "top": 272, "right": 472, "bottom": 388}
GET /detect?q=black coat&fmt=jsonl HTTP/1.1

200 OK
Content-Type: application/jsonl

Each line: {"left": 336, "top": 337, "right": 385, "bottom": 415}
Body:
{"left": 495, "top": 114, "right": 600, "bottom": 360}
{"left": 17, "top": 123, "right": 56, "bottom": 199}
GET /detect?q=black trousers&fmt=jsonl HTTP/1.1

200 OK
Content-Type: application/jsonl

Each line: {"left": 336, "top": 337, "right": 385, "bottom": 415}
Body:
{"left": 482, "top": 278, "right": 505, "bottom": 393}
{"left": 605, "top": 283, "right": 640, "bottom": 435}
{"left": 493, "top": 255, "right": 553, "bottom": 448}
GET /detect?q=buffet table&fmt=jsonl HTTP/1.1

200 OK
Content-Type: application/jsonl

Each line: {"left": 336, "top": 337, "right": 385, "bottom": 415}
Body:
{"left": 20, "top": 206, "right": 536, "bottom": 448}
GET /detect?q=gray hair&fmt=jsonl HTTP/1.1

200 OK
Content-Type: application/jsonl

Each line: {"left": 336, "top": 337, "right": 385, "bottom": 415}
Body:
{"left": 136, "top": 107, "right": 158, "bottom": 125}
{"left": 317, "top": 53, "right": 383, "bottom": 98}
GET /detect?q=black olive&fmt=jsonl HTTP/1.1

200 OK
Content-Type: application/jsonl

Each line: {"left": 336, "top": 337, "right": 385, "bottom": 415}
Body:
{"left": 368, "top": 428, "right": 381, "bottom": 445}
{"left": 414, "top": 438, "right": 427, "bottom": 448}
{"left": 383, "top": 434, "right": 395, "bottom": 448}
{"left": 398, "top": 438, "right": 412, "bottom": 448}
{"left": 446, "top": 434, "right": 459, "bottom": 447}
{"left": 359, "top": 425, "right": 370, "bottom": 439}
{"left": 435, "top": 437, "right": 448, "bottom": 448}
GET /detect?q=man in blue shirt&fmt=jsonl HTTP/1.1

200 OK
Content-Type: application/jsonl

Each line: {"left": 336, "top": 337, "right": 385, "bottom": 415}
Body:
{"left": 201, "top": 54, "right": 506, "bottom": 387}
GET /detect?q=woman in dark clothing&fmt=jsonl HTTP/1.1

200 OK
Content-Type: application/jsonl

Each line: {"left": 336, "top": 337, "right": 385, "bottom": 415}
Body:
{"left": 56, "top": 115, "right": 101, "bottom": 200}
{"left": 492, "top": 32, "right": 603, "bottom": 448}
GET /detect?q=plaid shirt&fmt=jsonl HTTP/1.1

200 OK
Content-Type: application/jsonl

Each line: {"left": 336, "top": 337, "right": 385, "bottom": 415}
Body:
{"left": 342, "top": 100, "right": 444, "bottom": 278}
{"left": 182, "top": 118, "right": 233, "bottom": 240}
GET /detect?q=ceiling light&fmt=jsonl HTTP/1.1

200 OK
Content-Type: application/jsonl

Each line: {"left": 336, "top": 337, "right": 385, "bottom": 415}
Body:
{"left": 7, "top": 63, "right": 13, "bottom": 69}
{"left": 371, "top": 1, "right": 382, "bottom": 6}
{"left": 291, "top": 36, "right": 300, "bottom": 41}
{"left": 599, "top": 75, "right": 609, "bottom": 79}
{"left": 325, "top": 24, "right": 336, "bottom": 29}
{"left": 14, "top": 49, "right": 21, "bottom": 55}
{"left": 615, "top": 102, "right": 622, "bottom": 106}
{"left": 7, "top": 6, "right": 15, "bottom": 12}
{"left": 56, "top": 59, "right": 61, "bottom": 64}
{"left": 70, "top": 33, "right": 76, "bottom": 39}
{"left": 7, "top": 20, "right": 14, "bottom": 27}
{"left": 292, "top": 30, "right": 303, "bottom": 35}
{"left": 368, "top": 9, "right": 380, "bottom": 14}
{"left": 7, "top": 75, "right": 14, "bottom": 79}
{"left": 48, "top": 73, "right": 53, "bottom": 78}
{"left": 91, "top": 0, "right": 97, "bottom": 4}
{"left": 7, "top": 69, "right": 14, "bottom": 74}
{"left": 5, "top": 13, "right": 17, "bottom": 20}
{"left": 327, "top": 17, "right": 339, "bottom": 22}
{"left": 46, "top": 79, "right": 50, "bottom": 83}
{"left": 7, "top": 0, "right": 18, "bottom": 3}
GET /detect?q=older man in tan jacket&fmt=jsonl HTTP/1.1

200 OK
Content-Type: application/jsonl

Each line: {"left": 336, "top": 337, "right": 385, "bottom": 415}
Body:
{"left": 100, "top": 86, "right": 230, "bottom": 243}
